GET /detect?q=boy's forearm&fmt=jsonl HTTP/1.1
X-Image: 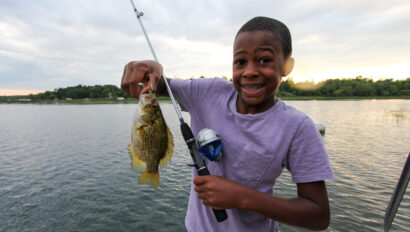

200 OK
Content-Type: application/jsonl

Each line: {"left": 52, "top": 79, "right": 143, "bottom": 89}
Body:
{"left": 237, "top": 182, "right": 330, "bottom": 230}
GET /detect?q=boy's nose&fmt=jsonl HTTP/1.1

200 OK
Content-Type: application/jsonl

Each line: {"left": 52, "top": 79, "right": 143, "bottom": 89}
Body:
{"left": 242, "top": 62, "right": 258, "bottom": 78}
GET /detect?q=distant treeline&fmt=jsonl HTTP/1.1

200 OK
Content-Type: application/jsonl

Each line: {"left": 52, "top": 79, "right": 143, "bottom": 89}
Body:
{"left": 277, "top": 76, "right": 410, "bottom": 97}
{"left": 1, "top": 84, "right": 131, "bottom": 100}
{"left": 1, "top": 77, "right": 409, "bottom": 101}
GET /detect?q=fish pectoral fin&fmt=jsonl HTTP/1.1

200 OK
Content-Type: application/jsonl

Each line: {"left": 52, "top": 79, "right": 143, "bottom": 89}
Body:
{"left": 139, "top": 170, "right": 159, "bottom": 187}
{"left": 159, "top": 128, "right": 174, "bottom": 168}
{"left": 129, "top": 145, "right": 146, "bottom": 171}
{"left": 133, "top": 122, "right": 143, "bottom": 130}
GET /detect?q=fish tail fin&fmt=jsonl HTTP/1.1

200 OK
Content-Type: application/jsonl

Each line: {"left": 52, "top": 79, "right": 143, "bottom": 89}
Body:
{"left": 160, "top": 128, "right": 174, "bottom": 168}
{"left": 139, "top": 170, "right": 159, "bottom": 187}
{"left": 129, "top": 144, "right": 146, "bottom": 171}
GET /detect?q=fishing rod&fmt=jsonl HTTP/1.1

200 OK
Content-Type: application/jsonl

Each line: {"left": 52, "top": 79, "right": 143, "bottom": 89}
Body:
{"left": 129, "top": 0, "right": 228, "bottom": 222}
{"left": 384, "top": 153, "right": 409, "bottom": 232}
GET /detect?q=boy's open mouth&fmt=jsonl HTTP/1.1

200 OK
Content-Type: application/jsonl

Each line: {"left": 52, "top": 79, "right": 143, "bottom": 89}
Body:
{"left": 241, "top": 84, "right": 265, "bottom": 96}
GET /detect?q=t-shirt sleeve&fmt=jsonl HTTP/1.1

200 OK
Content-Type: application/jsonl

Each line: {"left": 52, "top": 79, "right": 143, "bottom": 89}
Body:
{"left": 287, "top": 116, "right": 335, "bottom": 183}
{"left": 170, "top": 78, "right": 223, "bottom": 112}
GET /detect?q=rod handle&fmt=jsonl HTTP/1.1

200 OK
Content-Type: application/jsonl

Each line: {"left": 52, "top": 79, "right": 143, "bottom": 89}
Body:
{"left": 180, "top": 122, "right": 194, "bottom": 141}
{"left": 197, "top": 168, "right": 228, "bottom": 222}
{"left": 180, "top": 123, "right": 228, "bottom": 222}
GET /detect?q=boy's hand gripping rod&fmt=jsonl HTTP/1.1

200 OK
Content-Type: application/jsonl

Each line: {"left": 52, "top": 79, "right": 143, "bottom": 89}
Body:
{"left": 130, "top": 0, "right": 228, "bottom": 222}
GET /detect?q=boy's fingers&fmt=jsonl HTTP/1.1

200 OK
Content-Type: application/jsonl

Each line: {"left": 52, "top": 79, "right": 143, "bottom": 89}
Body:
{"left": 122, "top": 63, "right": 152, "bottom": 98}
{"left": 121, "top": 65, "right": 133, "bottom": 95}
{"left": 202, "top": 199, "right": 211, "bottom": 206}
{"left": 120, "top": 61, "right": 165, "bottom": 97}
{"left": 129, "top": 83, "right": 139, "bottom": 99}
{"left": 197, "top": 192, "right": 207, "bottom": 199}
{"left": 194, "top": 184, "right": 209, "bottom": 193}
{"left": 193, "top": 176, "right": 208, "bottom": 185}
{"left": 127, "top": 70, "right": 139, "bottom": 97}
{"left": 141, "top": 80, "right": 154, "bottom": 94}
{"left": 150, "top": 74, "right": 160, "bottom": 91}
{"left": 121, "top": 69, "right": 130, "bottom": 93}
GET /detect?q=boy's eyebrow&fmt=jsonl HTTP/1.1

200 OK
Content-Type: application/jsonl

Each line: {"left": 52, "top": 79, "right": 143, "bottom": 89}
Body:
{"left": 257, "top": 47, "right": 275, "bottom": 54}
{"left": 234, "top": 50, "right": 246, "bottom": 56}
{"left": 234, "top": 47, "right": 276, "bottom": 56}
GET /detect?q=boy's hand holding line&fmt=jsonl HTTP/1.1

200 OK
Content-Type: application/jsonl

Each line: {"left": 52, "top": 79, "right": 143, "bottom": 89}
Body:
{"left": 121, "top": 60, "right": 164, "bottom": 98}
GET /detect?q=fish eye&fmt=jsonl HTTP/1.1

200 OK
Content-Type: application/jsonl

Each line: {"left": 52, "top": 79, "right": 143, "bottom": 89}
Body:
{"left": 151, "top": 103, "right": 158, "bottom": 109}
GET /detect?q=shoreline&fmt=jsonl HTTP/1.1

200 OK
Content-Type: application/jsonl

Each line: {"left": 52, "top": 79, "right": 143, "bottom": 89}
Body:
{"left": 1, "top": 96, "right": 409, "bottom": 104}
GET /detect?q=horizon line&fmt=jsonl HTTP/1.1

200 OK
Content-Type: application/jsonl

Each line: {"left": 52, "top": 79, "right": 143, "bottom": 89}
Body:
{"left": 1, "top": 76, "right": 409, "bottom": 96}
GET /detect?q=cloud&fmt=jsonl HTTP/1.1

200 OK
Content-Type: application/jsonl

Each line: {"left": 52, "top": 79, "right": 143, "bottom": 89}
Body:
{"left": 0, "top": 0, "right": 409, "bottom": 93}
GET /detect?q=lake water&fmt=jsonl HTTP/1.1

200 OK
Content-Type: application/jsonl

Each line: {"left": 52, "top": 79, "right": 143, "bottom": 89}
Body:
{"left": 0, "top": 100, "right": 409, "bottom": 232}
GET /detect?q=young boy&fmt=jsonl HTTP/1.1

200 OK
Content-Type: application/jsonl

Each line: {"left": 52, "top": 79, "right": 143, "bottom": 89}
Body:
{"left": 121, "top": 17, "right": 334, "bottom": 231}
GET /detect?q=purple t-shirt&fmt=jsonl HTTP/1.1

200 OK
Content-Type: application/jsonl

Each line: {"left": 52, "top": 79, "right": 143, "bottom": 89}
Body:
{"left": 170, "top": 77, "right": 334, "bottom": 232}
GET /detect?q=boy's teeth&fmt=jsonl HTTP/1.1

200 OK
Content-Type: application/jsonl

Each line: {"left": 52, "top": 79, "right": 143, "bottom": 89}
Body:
{"left": 243, "top": 85, "right": 263, "bottom": 91}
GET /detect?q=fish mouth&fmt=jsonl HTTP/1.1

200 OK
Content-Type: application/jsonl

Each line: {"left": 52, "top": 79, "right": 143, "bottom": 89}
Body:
{"left": 241, "top": 84, "right": 265, "bottom": 96}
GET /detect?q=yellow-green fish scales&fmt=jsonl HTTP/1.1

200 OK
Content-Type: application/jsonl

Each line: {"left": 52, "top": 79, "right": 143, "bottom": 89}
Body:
{"left": 129, "top": 92, "right": 173, "bottom": 187}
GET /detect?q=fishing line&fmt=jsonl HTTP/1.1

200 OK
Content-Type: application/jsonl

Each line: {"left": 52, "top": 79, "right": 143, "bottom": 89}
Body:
{"left": 129, "top": 0, "right": 228, "bottom": 222}
{"left": 129, "top": 0, "right": 183, "bottom": 124}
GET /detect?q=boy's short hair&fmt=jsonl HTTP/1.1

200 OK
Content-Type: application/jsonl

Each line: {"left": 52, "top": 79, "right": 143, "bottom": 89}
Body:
{"left": 236, "top": 16, "right": 292, "bottom": 59}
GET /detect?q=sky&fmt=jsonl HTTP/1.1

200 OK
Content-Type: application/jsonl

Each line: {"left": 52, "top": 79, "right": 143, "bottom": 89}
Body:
{"left": 1, "top": 0, "right": 409, "bottom": 95}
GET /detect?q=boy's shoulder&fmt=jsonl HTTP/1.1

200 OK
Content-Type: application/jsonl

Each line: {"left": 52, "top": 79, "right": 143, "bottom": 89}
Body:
{"left": 277, "top": 100, "right": 308, "bottom": 119}
{"left": 170, "top": 77, "right": 234, "bottom": 108}
{"left": 274, "top": 100, "right": 313, "bottom": 128}
{"left": 195, "top": 77, "right": 232, "bottom": 88}
{"left": 187, "top": 77, "right": 234, "bottom": 97}
{"left": 172, "top": 77, "right": 232, "bottom": 89}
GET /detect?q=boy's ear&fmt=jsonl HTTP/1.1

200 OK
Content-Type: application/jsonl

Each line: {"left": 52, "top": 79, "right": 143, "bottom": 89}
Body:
{"left": 283, "top": 57, "right": 294, "bottom": 77}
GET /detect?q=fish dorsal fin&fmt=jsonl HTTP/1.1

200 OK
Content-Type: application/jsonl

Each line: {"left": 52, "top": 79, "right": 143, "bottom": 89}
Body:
{"left": 159, "top": 127, "right": 174, "bottom": 168}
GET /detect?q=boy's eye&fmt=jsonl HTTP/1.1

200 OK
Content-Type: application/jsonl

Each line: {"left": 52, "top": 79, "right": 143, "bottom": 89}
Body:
{"left": 234, "top": 59, "right": 245, "bottom": 66}
{"left": 259, "top": 58, "right": 271, "bottom": 64}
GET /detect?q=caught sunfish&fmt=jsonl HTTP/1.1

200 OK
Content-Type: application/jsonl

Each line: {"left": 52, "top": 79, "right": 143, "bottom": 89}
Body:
{"left": 129, "top": 92, "right": 173, "bottom": 187}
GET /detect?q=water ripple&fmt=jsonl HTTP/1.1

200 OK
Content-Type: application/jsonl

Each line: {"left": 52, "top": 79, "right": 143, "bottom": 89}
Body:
{"left": 1, "top": 101, "right": 409, "bottom": 231}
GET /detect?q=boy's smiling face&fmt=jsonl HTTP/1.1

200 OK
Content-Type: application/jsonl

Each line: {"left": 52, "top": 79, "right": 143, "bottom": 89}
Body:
{"left": 233, "top": 31, "right": 285, "bottom": 114}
